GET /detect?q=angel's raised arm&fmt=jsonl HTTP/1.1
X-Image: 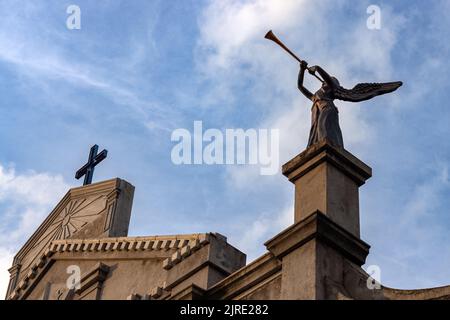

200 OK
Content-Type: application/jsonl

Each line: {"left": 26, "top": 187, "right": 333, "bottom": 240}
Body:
{"left": 298, "top": 63, "right": 313, "bottom": 101}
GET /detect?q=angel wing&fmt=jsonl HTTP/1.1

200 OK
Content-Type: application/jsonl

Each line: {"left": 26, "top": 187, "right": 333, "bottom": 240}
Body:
{"left": 334, "top": 81, "right": 402, "bottom": 102}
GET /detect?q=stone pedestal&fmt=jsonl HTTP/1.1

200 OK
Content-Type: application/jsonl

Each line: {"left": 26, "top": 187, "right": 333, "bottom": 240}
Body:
{"left": 264, "top": 141, "right": 372, "bottom": 299}
{"left": 282, "top": 140, "right": 372, "bottom": 237}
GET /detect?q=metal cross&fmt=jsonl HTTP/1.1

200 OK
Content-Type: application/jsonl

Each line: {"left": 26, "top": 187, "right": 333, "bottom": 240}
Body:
{"left": 75, "top": 145, "right": 108, "bottom": 186}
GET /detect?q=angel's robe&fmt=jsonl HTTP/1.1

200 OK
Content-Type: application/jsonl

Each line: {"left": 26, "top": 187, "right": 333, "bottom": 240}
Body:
{"left": 307, "top": 88, "right": 344, "bottom": 149}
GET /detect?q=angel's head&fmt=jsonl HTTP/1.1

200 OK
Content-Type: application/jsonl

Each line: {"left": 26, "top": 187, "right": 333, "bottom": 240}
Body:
{"left": 322, "top": 76, "right": 340, "bottom": 91}
{"left": 331, "top": 77, "right": 340, "bottom": 87}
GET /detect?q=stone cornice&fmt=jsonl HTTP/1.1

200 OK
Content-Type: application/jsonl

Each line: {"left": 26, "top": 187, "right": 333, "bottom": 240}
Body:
{"left": 282, "top": 140, "right": 372, "bottom": 186}
{"left": 7, "top": 233, "right": 209, "bottom": 300}
{"left": 48, "top": 233, "right": 208, "bottom": 253}
{"left": 207, "top": 253, "right": 281, "bottom": 300}
{"left": 265, "top": 211, "right": 370, "bottom": 266}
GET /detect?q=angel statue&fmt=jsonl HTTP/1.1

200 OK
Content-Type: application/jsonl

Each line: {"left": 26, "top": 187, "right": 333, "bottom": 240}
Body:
{"left": 298, "top": 61, "right": 402, "bottom": 148}
{"left": 264, "top": 30, "right": 402, "bottom": 149}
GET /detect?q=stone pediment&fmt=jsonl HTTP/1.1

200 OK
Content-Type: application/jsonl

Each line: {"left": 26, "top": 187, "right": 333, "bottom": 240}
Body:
{"left": 7, "top": 178, "right": 134, "bottom": 297}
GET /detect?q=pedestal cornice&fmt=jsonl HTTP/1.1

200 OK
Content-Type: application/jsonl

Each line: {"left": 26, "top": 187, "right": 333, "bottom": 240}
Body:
{"left": 265, "top": 211, "right": 370, "bottom": 266}
{"left": 282, "top": 140, "right": 372, "bottom": 186}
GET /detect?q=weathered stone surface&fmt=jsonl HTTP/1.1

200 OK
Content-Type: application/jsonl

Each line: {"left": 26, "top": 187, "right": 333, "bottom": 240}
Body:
{"left": 163, "top": 233, "right": 246, "bottom": 298}
{"left": 6, "top": 228, "right": 246, "bottom": 300}
{"left": 6, "top": 178, "right": 134, "bottom": 298}
{"left": 265, "top": 211, "right": 370, "bottom": 265}
{"left": 265, "top": 211, "right": 370, "bottom": 299}
{"left": 282, "top": 140, "right": 371, "bottom": 237}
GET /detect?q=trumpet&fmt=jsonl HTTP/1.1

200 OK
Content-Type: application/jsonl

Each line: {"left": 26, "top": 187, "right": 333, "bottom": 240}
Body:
{"left": 264, "top": 30, "right": 323, "bottom": 83}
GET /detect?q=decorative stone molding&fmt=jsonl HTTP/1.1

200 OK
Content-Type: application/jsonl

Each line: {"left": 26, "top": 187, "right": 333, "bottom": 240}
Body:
{"left": 6, "top": 233, "right": 208, "bottom": 300}
{"left": 162, "top": 236, "right": 208, "bottom": 270}
{"left": 8, "top": 251, "right": 54, "bottom": 300}
{"left": 126, "top": 293, "right": 142, "bottom": 300}
{"left": 282, "top": 140, "right": 372, "bottom": 186}
{"left": 7, "top": 178, "right": 135, "bottom": 298}
{"left": 46, "top": 234, "right": 207, "bottom": 254}
{"left": 265, "top": 211, "right": 370, "bottom": 266}
{"left": 126, "top": 286, "right": 170, "bottom": 300}
{"left": 73, "top": 263, "right": 110, "bottom": 300}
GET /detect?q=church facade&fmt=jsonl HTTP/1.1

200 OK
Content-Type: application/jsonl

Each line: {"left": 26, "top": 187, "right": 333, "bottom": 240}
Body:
{"left": 5, "top": 141, "right": 450, "bottom": 300}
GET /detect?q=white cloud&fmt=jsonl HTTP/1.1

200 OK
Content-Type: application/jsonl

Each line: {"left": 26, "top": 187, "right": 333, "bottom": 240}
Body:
{"left": 0, "top": 32, "right": 167, "bottom": 127}
{"left": 0, "top": 1, "right": 173, "bottom": 132}
{"left": 0, "top": 165, "right": 69, "bottom": 206}
{"left": 196, "top": 0, "right": 400, "bottom": 185}
{"left": 0, "top": 248, "right": 14, "bottom": 299}
{"left": 197, "top": 0, "right": 310, "bottom": 70}
{"left": 0, "top": 163, "right": 70, "bottom": 299}
{"left": 232, "top": 204, "right": 293, "bottom": 262}
{"left": 364, "top": 162, "right": 450, "bottom": 289}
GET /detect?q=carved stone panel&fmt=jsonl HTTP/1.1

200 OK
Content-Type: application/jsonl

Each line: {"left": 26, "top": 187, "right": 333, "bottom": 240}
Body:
{"left": 7, "top": 178, "right": 134, "bottom": 298}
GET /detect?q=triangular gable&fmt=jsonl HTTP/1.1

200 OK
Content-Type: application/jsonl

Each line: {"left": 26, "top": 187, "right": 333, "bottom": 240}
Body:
{"left": 6, "top": 178, "right": 134, "bottom": 297}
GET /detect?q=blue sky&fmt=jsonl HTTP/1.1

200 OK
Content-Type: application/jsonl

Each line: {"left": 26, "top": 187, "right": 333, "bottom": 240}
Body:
{"left": 0, "top": 0, "right": 449, "bottom": 296}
